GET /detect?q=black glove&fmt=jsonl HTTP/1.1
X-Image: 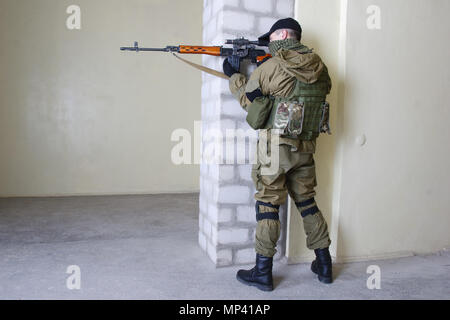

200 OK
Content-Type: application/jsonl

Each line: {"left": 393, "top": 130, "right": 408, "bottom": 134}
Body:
{"left": 256, "top": 56, "right": 271, "bottom": 67}
{"left": 223, "top": 59, "right": 239, "bottom": 77}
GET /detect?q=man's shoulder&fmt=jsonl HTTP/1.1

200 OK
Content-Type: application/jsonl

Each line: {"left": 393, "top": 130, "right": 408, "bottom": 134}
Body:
{"left": 251, "top": 56, "right": 283, "bottom": 79}
{"left": 259, "top": 55, "right": 283, "bottom": 70}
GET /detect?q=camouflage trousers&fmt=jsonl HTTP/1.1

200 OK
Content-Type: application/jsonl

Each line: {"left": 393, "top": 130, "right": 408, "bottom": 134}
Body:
{"left": 251, "top": 131, "right": 331, "bottom": 257}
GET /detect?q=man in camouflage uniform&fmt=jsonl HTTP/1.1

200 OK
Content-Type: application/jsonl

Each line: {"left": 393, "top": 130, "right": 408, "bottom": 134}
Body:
{"left": 223, "top": 18, "right": 333, "bottom": 291}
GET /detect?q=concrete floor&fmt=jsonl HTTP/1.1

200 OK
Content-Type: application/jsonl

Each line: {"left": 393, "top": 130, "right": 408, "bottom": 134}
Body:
{"left": 0, "top": 193, "right": 448, "bottom": 300}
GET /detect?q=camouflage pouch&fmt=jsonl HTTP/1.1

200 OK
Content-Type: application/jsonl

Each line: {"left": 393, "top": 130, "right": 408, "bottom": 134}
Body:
{"left": 272, "top": 101, "right": 305, "bottom": 137}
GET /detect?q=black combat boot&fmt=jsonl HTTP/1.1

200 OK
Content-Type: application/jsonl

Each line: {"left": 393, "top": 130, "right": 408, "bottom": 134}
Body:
{"left": 311, "top": 247, "right": 333, "bottom": 284}
{"left": 236, "top": 253, "right": 273, "bottom": 291}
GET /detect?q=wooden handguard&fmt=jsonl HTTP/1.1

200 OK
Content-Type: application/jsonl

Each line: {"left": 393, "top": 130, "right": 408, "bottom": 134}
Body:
{"left": 179, "top": 46, "right": 222, "bottom": 56}
{"left": 256, "top": 53, "right": 272, "bottom": 62}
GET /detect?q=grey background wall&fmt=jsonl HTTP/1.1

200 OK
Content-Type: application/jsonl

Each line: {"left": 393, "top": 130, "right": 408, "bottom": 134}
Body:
{"left": 1, "top": 0, "right": 449, "bottom": 262}
{"left": 0, "top": 0, "right": 202, "bottom": 196}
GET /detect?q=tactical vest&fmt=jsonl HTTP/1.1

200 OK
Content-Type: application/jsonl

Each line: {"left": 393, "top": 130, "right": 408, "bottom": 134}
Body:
{"left": 264, "top": 67, "right": 331, "bottom": 140}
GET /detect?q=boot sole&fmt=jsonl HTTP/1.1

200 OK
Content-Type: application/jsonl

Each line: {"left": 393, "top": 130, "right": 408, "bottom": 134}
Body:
{"left": 317, "top": 275, "right": 332, "bottom": 284}
{"left": 236, "top": 274, "right": 273, "bottom": 292}
{"left": 311, "top": 264, "right": 333, "bottom": 284}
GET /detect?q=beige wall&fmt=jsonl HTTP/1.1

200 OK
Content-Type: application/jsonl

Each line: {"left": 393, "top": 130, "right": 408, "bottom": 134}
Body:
{"left": 290, "top": 0, "right": 450, "bottom": 262}
{"left": 287, "top": 0, "right": 343, "bottom": 263}
{"left": 0, "top": 0, "right": 202, "bottom": 196}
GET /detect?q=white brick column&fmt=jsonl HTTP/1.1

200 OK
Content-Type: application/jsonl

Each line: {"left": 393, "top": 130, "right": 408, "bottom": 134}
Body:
{"left": 199, "top": 0, "right": 295, "bottom": 266}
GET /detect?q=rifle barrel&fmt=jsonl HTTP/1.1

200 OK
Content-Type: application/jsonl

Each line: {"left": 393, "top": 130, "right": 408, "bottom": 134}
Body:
{"left": 120, "top": 47, "right": 173, "bottom": 52}
{"left": 141, "top": 47, "right": 171, "bottom": 51}
{"left": 120, "top": 42, "right": 179, "bottom": 52}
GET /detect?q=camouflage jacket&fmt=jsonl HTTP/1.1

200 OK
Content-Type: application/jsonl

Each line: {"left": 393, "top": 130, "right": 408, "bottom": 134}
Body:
{"left": 228, "top": 40, "right": 331, "bottom": 152}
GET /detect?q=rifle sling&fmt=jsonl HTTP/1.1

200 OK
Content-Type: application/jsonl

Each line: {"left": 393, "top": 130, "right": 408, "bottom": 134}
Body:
{"left": 172, "top": 53, "right": 229, "bottom": 80}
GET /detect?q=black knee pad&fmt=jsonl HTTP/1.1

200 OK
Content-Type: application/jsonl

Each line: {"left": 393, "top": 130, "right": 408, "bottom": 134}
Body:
{"left": 255, "top": 201, "right": 280, "bottom": 221}
{"left": 295, "top": 198, "right": 319, "bottom": 218}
